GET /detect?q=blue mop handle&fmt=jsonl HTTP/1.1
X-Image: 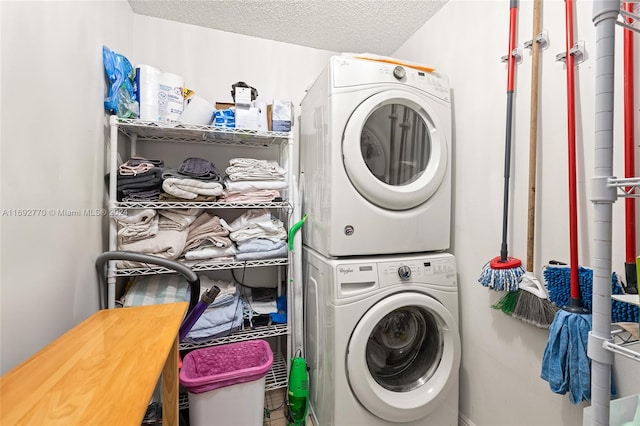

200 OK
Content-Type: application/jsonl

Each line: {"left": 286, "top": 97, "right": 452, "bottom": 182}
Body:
{"left": 179, "top": 286, "right": 220, "bottom": 342}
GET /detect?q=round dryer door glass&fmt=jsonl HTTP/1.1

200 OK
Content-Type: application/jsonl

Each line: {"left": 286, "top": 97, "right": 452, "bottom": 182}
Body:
{"left": 343, "top": 90, "right": 449, "bottom": 211}
{"left": 366, "top": 306, "right": 443, "bottom": 392}
{"left": 361, "top": 104, "right": 431, "bottom": 186}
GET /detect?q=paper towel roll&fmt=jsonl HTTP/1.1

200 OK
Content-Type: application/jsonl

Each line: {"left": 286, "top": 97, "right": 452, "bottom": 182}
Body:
{"left": 135, "top": 64, "right": 161, "bottom": 121}
{"left": 158, "top": 72, "right": 184, "bottom": 122}
{"left": 178, "top": 96, "right": 215, "bottom": 125}
{"left": 135, "top": 65, "right": 184, "bottom": 122}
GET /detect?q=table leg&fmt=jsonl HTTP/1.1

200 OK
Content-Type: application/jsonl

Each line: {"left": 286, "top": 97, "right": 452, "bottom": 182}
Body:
{"left": 162, "top": 335, "right": 179, "bottom": 426}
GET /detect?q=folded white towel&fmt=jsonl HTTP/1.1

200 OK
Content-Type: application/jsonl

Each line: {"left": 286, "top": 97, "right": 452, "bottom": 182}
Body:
{"left": 224, "top": 179, "right": 288, "bottom": 193}
{"left": 220, "top": 209, "right": 273, "bottom": 233}
{"left": 184, "top": 245, "right": 238, "bottom": 260}
{"left": 220, "top": 189, "right": 280, "bottom": 203}
{"left": 229, "top": 220, "right": 287, "bottom": 243}
{"left": 162, "top": 178, "right": 224, "bottom": 200}
{"left": 226, "top": 158, "right": 286, "bottom": 181}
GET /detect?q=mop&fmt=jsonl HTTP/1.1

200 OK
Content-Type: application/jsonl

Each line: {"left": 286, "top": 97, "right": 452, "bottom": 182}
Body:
{"left": 493, "top": 0, "right": 559, "bottom": 328}
{"left": 478, "top": 0, "right": 525, "bottom": 292}
{"left": 540, "top": 0, "right": 592, "bottom": 404}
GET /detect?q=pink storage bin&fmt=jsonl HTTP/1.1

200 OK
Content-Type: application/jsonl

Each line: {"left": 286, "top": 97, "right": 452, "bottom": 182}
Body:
{"left": 179, "top": 340, "right": 273, "bottom": 394}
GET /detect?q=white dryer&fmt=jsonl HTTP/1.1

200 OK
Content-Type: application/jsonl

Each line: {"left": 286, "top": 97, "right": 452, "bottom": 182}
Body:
{"left": 299, "top": 55, "right": 452, "bottom": 257}
{"left": 303, "top": 247, "right": 460, "bottom": 426}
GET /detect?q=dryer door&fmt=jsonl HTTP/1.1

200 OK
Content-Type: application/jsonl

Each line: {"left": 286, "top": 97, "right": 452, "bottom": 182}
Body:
{"left": 346, "top": 291, "right": 461, "bottom": 423}
{"left": 342, "top": 90, "right": 449, "bottom": 210}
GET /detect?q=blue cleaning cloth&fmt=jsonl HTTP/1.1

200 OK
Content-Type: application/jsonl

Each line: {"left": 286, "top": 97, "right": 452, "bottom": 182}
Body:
{"left": 541, "top": 310, "right": 592, "bottom": 405}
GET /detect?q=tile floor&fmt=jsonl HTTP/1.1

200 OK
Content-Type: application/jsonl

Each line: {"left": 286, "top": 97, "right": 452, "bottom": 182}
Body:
{"left": 263, "top": 388, "right": 288, "bottom": 426}
{"left": 263, "top": 388, "right": 313, "bottom": 426}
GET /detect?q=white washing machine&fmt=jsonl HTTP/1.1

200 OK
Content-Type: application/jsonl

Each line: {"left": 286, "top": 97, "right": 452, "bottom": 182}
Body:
{"left": 299, "top": 55, "right": 452, "bottom": 257}
{"left": 303, "top": 247, "right": 460, "bottom": 426}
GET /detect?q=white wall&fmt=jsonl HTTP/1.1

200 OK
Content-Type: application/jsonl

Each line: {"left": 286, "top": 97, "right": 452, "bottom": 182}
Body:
{"left": 394, "top": 1, "right": 639, "bottom": 425}
{"left": 0, "top": 3, "right": 335, "bottom": 375}
{"left": 0, "top": 0, "right": 134, "bottom": 374}
{"left": 132, "top": 14, "right": 335, "bottom": 113}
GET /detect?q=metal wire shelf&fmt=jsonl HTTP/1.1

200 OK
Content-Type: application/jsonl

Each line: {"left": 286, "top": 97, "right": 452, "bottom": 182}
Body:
{"left": 113, "top": 258, "right": 288, "bottom": 276}
{"left": 178, "top": 352, "right": 288, "bottom": 410}
{"left": 179, "top": 323, "right": 289, "bottom": 350}
{"left": 116, "top": 118, "right": 291, "bottom": 146}
{"left": 112, "top": 200, "right": 292, "bottom": 210}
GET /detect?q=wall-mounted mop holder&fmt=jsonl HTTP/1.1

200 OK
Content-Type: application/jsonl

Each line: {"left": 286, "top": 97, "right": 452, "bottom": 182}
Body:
{"left": 555, "top": 40, "right": 586, "bottom": 64}
{"left": 501, "top": 46, "right": 523, "bottom": 64}
{"left": 616, "top": 6, "right": 640, "bottom": 34}
{"left": 524, "top": 29, "right": 550, "bottom": 51}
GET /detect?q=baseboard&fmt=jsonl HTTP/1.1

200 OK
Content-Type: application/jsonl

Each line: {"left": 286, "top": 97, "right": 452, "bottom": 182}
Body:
{"left": 459, "top": 412, "right": 477, "bottom": 426}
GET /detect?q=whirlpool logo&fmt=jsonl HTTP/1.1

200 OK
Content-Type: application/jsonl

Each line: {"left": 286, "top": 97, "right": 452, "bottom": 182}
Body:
{"left": 338, "top": 267, "right": 354, "bottom": 275}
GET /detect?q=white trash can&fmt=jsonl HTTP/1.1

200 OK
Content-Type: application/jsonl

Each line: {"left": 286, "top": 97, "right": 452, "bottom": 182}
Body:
{"left": 179, "top": 340, "right": 273, "bottom": 426}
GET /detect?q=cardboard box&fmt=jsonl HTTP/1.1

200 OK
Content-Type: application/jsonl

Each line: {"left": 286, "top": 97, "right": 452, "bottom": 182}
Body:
{"left": 215, "top": 102, "right": 235, "bottom": 110}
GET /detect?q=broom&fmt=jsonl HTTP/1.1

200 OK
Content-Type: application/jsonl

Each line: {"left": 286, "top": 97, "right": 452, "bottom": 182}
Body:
{"left": 478, "top": 0, "right": 525, "bottom": 292}
{"left": 492, "top": 0, "right": 559, "bottom": 328}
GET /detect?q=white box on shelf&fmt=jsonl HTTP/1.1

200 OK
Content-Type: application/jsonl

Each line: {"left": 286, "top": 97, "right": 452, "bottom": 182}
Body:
{"left": 235, "top": 87, "right": 252, "bottom": 106}
{"left": 236, "top": 106, "right": 260, "bottom": 130}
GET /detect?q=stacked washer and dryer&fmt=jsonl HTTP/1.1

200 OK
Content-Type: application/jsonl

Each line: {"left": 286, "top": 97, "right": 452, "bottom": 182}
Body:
{"left": 299, "top": 55, "right": 461, "bottom": 425}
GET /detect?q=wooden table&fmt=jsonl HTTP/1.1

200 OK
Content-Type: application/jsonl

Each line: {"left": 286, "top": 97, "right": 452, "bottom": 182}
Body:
{"left": 0, "top": 302, "right": 188, "bottom": 425}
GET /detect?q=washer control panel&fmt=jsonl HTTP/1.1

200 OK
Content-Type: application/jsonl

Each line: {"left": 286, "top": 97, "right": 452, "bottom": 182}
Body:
{"left": 377, "top": 255, "right": 457, "bottom": 288}
{"left": 398, "top": 265, "right": 412, "bottom": 280}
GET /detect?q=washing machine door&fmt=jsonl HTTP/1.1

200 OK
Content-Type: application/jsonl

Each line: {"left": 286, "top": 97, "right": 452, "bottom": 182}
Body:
{"left": 342, "top": 90, "right": 449, "bottom": 210}
{"left": 346, "top": 291, "right": 461, "bottom": 423}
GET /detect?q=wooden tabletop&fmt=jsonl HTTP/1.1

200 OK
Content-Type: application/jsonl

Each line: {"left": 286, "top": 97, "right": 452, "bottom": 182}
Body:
{"left": 0, "top": 302, "right": 188, "bottom": 425}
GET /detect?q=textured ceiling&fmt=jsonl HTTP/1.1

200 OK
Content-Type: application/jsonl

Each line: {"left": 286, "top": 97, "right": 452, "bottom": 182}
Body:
{"left": 128, "top": 0, "right": 448, "bottom": 55}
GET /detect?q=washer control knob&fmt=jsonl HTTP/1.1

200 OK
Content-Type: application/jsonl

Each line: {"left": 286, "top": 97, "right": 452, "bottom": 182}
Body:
{"left": 393, "top": 66, "right": 406, "bottom": 80}
{"left": 398, "top": 265, "right": 411, "bottom": 280}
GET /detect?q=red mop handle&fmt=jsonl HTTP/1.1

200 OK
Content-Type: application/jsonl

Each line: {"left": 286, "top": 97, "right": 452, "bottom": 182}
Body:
{"left": 565, "top": 0, "right": 580, "bottom": 300}
{"left": 624, "top": 2, "right": 636, "bottom": 263}
{"left": 507, "top": 0, "right": 518, "bottom": 92}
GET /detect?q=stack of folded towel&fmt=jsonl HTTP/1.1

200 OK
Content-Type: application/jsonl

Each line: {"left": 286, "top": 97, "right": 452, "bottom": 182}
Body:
{"left": 221, "top": 209, "right": 288, "bottom": 261}
{"left": 117, "top": 157, "right": 165, "bottom": 201}
{"left": 157, "top": 208, "right": 203, "bottom": 231}
{"left": 116, "top": 226, "right": 189, "bottom": 268}
{"left": 162, "top": 157, "right": 224, "bottom": 200}
{"left": 181, "top": 212, "right": 236, "bottom": 262}
{"left": 112, "top": 209, "right": 158, "bottom": 245}
{"left": 184, "top": 277, "right": 246, "bottom": 343}
{"left": 220, "top": 158, "right": 287, "bottom": 203}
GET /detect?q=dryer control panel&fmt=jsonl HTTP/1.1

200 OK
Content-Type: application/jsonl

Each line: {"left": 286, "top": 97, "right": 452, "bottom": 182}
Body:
{"left": 331, "top": 56, "right": 450, "bottom": 103}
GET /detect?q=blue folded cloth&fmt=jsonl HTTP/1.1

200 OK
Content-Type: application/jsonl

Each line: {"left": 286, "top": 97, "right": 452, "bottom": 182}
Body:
{"left": 541, "top": 310, "right": 592, "bottom": 404}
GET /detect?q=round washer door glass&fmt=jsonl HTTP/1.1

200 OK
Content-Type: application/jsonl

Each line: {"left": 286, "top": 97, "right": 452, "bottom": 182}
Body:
{"left": 343, "top": 90, "right": 448, "bottom": 211}
{"left": 347, "top": 292, "right": 460, "bottom": 423}
{"left": 366, "top": 306, "right": 442, "bottom": 392}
